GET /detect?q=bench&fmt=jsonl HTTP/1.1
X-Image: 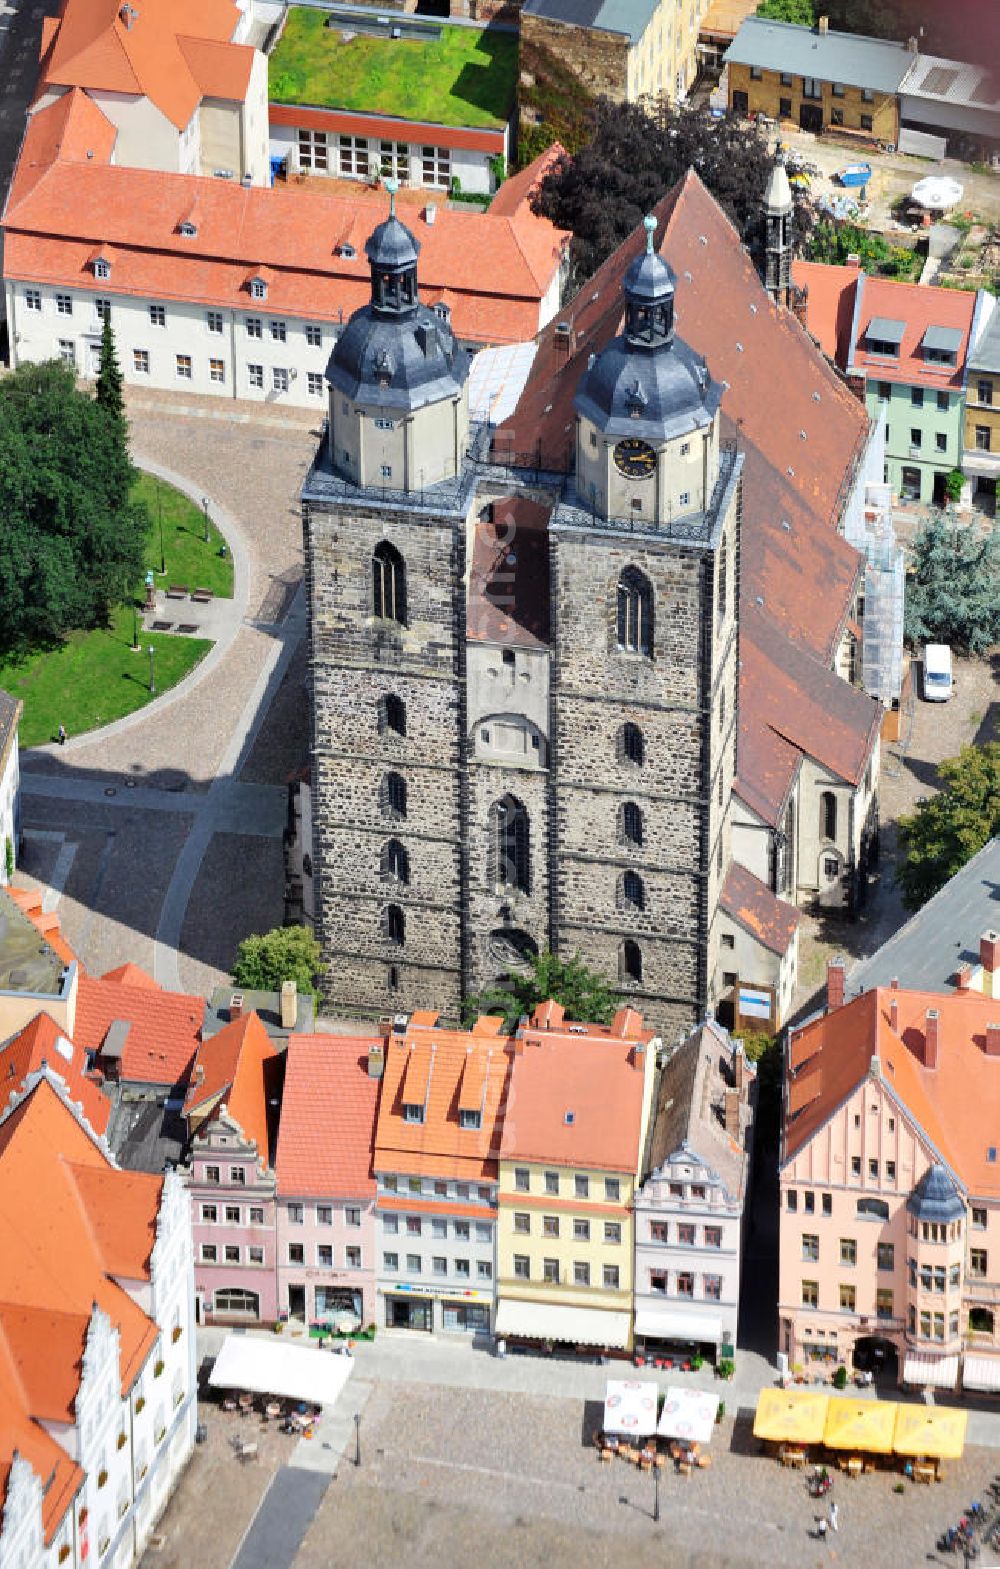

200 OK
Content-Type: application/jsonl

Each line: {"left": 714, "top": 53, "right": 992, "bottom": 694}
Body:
{"left": 166, "top": 584, "right": 188, "bottom": 599}
{"left": 191, "top": 588, "right": 213, "bottom": 603}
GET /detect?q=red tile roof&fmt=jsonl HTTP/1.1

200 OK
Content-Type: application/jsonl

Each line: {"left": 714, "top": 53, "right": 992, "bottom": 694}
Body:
{"left": 737, "top": 606, "right": 881, "bottom": 826}
{"left": 4, "top": 885, "right": 77, "bottom": 969}
{"left": 7, "top": 88, "right": 117, "bottom": 203}
{"left": 4, "top": 128, "right": 569, "bottom": 346}
{"left": 850, "top": 274, "right": 977, "bottom": 390}
{"left": 374, "top": 1020, "right": 511, "bottom": 1183}
{"left": 791, "top": 258, "right": 860, "bottom": 368}
{"left": 75, "top": 968, "right": 203, "bottom": 1087}
{"left": 38, "top": 0, "right": 248, "bottom": 131}
{"left": 467, "top": 497, "right": 550, "bottom": 647}
{"left": 489, "top": 143, "right": 567, "bottom": 217}
{"left": 275, "top": 1034, "right": 380, "bottom": 1197}
{"left": 269, "top": 102, "right": 505, "bottom": 154}
{"left": 500, "top": 1010, "right": 654, "bottom": 1172}
{"left": 720, "top": 861, "right": 799, "bottom": 956}
{"left": 0, "top": 1012, "right": 110, "bottom": 1135}
{"left": 785, "top": 987, "right": 1000, "bottom": 1198}
{"left": 0, "top": 1078, "right": 164, "bottom": 1538}
{"left": 185, "top": 1012, "right": 278, "bottom": 1166}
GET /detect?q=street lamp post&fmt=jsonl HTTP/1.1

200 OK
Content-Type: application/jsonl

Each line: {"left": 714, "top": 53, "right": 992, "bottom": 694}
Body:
{"left": 354, "top": 1412, "right": 361, "bottom": 1467}
{"left": 147, "top": 645, "right": 156, "bottom": 695}
{"left": 132, "top": 602, "right": 139, "bottom": 651}
{"left": 653, "top": 1460, "right": 660, "bottom": 1523}
{"left": 201, "top": 495, "right": 210, "bottom": 545}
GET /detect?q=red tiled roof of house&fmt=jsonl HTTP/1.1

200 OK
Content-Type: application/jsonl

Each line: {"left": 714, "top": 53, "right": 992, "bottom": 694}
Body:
{"left": 185, "top": 1012, "right": 278, "bottom": 1166}
{"left": 0, "top": 1012, "right": 110, "bottom": 1136}
{"left": 269, "top": 102, "right": 505, "bottom": 155}
{"left": 3, "top": 133, "right": 570, "bottom": 346}
{"left": 4, "top": 885, "right": 77, "bottom": 970}
{"left": 275, "top": 1034, "right": 380, "bottom": 1197}
{"left": 736, "top": 605, "right": 880, "bottom": 826}
{"left": 489, "top": 143, "right": 567, "bottom": 218}
{"left": 784, "top": 987, "right": 1000, "bottom": 1198}
{"left": 75, "top": 969, "right": 203, "bottom": 1087}
{"left": 38, "top": 0, "right": 246, "bottom": 131}
{"left": 791, "top": 259, "right": 860, "bottom": 368}
{"left": 0, "top": 1079, "right": 164, "bottom": 1537}
{"left": 720, "top": 861, "right": 799, "bottom": 956}
{"left": 375, "top": 1019, "right": 511, "bottom": 1183}
{"left": 850, "top": 274, "right": 977, "bottom": 390}
{"left": 101, "top": 961, "right": 158, "bottom": 988}
{"left": 500, "top": 1008, "right": 654, "bottom": 1172}
{"left": 467, "top": 497, "right": 550, "bottom": 647}
{"left": 8, "top": 88, "right": 117, "bottom": 203}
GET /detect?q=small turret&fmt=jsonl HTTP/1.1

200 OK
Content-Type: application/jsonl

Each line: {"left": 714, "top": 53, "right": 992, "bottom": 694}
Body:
{"left": 762, "top": 157, "right": 793, "bottom": 308}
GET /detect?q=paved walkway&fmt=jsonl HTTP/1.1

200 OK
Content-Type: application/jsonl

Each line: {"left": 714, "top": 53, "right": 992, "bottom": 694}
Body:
{"left": 229, "top": 1468, "right": 329, "bottom": 1569}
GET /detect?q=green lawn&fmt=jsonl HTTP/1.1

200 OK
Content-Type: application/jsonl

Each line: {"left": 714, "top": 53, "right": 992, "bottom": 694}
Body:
{"left": 268, "top": 11, "right": 516, "bottom": 129}
{"left": 1, "top": 607, "right": 211, "bottom": 748}
{"left": 133, "top": 472, "right": 234, "bottom": 598}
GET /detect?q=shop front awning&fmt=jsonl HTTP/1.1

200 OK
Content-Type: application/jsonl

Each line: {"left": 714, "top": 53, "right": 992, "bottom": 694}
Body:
{"left": 893, "top": 1403, "right": 967, "bottom": 1461}
{"left": 963, "top": 1355, "right": 1000, "bottom": 1393}
{"left": 603, "top": 1380, "right": 658, "bottom": 1437}
{"left": 494, "top": 1300, "right": 630, "bottom": 1349}
{"left": 208, "top": 1333, "right": 354, "bottom": 1407}
{"left": 633, "top": 1308, "right": 723, "bottom": 1344}
{"left": 753, "top": 1388, "right": 830, "bottom": 1445}
{"left": 902, "top": 1352, "right": 959, "bottom": 1390}
{"left": 823, "top": 1397, "right": 897, "bottom": 1454}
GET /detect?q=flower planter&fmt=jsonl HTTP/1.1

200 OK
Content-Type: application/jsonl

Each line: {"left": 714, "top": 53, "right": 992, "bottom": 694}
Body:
{"left": 172, "top": 1325, "right": 183, "bottom": 1343}
{"left": 153, "top": 1360, "right": 164, "bottom": 1378}
{"left": 117, "top": 1432, "right": 127, "bottom": 1451}
{"left": 97, "top": 1469, "right": 108, "bottom": 1489}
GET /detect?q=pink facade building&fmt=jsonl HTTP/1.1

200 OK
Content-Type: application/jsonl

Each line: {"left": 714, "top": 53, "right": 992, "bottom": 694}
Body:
{"left": 184, "top": 1012, "right": 280, "bottom": 1324}
{"left": 779, "top": 959, "right": 1000, "bottom": 1393}
{"left": 274, "top": 1034, "right": 381, "bottom": 1330}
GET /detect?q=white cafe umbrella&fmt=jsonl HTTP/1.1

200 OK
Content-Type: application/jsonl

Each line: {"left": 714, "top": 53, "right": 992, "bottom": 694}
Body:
{"left": 657, "top": 1387, "right": 719, "bottom": 1446}
{"left": 603, "top": 1380, "right": 659, "bottom": 1437}
{"left": 910, "top": 176, "right": 964, "bottom": 211}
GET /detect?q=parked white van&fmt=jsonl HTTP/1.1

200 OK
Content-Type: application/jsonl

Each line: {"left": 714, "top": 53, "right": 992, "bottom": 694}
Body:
{"left": 923, "top": 644, "right": 953, "bottom": 702}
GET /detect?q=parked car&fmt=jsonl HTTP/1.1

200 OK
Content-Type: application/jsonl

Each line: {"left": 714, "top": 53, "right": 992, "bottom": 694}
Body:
{"left": 923, "top": 643, "right": 953, "bottom": 702}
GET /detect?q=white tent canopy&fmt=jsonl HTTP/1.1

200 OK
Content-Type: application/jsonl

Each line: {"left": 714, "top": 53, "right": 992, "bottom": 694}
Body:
{"left": 603, "top": 1380, "right": 658, "bottom": 1437}
{"left": 208, "top": 1334, "right": 354, "bottom": 1407}
{"left": 657, "top": 1387, "right": 719, "bottom": 1445}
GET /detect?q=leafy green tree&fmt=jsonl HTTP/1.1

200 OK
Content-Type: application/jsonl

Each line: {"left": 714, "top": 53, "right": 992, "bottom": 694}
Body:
{"left": 464, "top": 949, "right": 619, "bottom": 1030}
{"left": 95, "top": 317, "right": 124, "bottom": 423}
{"left": 903, "top": 512, "right": 1000, "bottom": 655}
{"left": 531, "top": 98, "right": 773, "bottom": 283}
{"left": 232, "top": 925, "right": 323, "bottom": 999}
{"left": 0, "top": 360, "right": 148, "bottom": 650}
{"left": 896, "top": 744, "right": 1000, "bottom": 910}
{"left": 756, "top": 0, "right": 816, "bottom": 22}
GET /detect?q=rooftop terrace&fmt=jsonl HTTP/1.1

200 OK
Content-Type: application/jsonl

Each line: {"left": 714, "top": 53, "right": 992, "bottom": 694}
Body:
{"left": 268, "top": 10, "right": 518, "bottom": 130}
{"left": 0, "top": 891, "right": 68, "bottom": 996}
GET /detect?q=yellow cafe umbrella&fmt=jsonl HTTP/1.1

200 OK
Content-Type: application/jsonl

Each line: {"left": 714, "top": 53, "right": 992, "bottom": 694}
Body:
{"left": 823, "top": 1398, "right": 897, "bottom": 1454}
{"left": 753, "top": 1387, "right": 830, "bottom": 1445}
{"left": 893, "top": 1404, "right": 967, "bottom": 1461}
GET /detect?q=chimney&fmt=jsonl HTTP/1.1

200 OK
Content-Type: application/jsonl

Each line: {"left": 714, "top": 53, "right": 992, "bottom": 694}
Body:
{"left": 889, "top": 997, "right": 899, "bottom": 1033}
{"left": 890, "top": 976, "right": 899, "bottom": 990}
{"left": 955, "top": 962, "right": 972, "bottom": 992}
{"left": 907, "top": 33, "right": 918, "bottom": 50}
{"left": 632, "top": 1040, "right": 646, "bottom": 1070}
{"left": 367, "top": 1040, "right": 385, "bottom": 1079}
{"left": 424, "top": 203, "right": 436, "bottom": 225}
{"left": 817, "top": 13, "right": 829, "bottom": 32}
{"left": 827, "top": 955, "right": 846, "bottom": 1012}
{"left": 845, "top": 253, "right": 862, "bottom": 269}
{"left": 980, "top": 930, "right": 1000, "bottom": 975}
{"left": 724, "top": 1087, "right": 740, "bottom": 1139}
{"left": 985, "top": 1022, "right": 1000, "bottom": 1058}
{"left": 229, "top": 992, "right": 244, "bottom": 1021}
{"left": 924, "top": 1008, "right": 940, "bottom": 1070}
{"left": 280, "top": 979, "right": 297, "bottom": 1030}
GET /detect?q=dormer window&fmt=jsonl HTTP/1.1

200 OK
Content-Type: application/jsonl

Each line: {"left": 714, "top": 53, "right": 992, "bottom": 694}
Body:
{"left": 402, "top": 1103, "right": 424, "bottom": 1124}
{"left": 459, "top": 1108, "right": 481, "bottom": 1130}
{"left": 250, "top": 278, "right": 267, "bottom": 300}
{"left": 337, "top": 243, "right": 356, "bottom": 260}
{"left": 922, "top": 326, "right": 962, "bottom": 366}
{"left": 94, "top": 258, "right": 110, "bottom": 280}
{"left": 179, "top": 221, "right": 197, "bottom": 238}
{"left": 865, "top": 317, "right": 904, "bottom": 359}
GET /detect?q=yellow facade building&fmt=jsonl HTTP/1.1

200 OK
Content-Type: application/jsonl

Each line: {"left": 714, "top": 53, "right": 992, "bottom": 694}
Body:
{"left": 963, "top": 305, "right": 1000, "bottom": 514}
{"left": 495, "top": 1002, "right": 658, "bottom": 1355}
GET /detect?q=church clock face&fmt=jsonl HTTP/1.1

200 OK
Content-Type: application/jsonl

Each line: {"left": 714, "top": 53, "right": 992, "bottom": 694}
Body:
{"left": 613, "top": 437, "right": 656, "bottom": 479}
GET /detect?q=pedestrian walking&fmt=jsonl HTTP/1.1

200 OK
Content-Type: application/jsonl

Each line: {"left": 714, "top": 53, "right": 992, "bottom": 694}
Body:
{"left": 57, "top": 724, "right": 67, "bottom": 745}
{"left": 829, "top": 1500, "right": 839, "bottom": 1533}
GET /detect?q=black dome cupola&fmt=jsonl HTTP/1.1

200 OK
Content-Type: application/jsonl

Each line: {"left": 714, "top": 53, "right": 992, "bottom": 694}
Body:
{"left": 623, "top": 215, "right": 675, "bottom": 350}
{"left": 366, "top": 179, "right": 420, "bottom": 317}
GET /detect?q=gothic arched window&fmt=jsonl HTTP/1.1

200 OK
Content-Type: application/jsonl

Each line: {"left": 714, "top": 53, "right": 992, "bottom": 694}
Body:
{"left": 380, "top": 693, "right": 406, "bottom": 736}
{"left": 382, "top": 771, "right": 407, "bottom": 819}
{"left": 619, "top": 722, "right": 645, "bottom": 767}
{"left": 820, "top": 790, "right": 837, "bottom": 842}
{"left": 382, "top": 838, "right": 409, "bottom": 884}
{"left": 621, "top": 871, "right": 645, "bottom": 911}
{"left": 621, "top": 802, "right": 644, "bottom": 846}
{"left": 616, "top": 567, "right": 653, "bottom": 657}
{"left": 489, "top": 795, "right": 530, "bottom": 893}
{"left": 384, "top": 904, "right": 405, "bottom": 946}
{"left": 620, "top": 940, "right": 643, "bottom": 983}
{"left": 373, "top": 541, "right": 406, "bottom": 623}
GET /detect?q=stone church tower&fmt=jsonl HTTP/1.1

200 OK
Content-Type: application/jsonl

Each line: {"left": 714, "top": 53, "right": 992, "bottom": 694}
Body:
{"left": 302, "top": 201, "right": 742, "bottom": 1035}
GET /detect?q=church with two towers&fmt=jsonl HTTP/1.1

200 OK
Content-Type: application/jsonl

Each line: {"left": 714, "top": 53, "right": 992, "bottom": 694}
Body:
{"left": 301, "top": 184, "right": 744, "bottom": 1038}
